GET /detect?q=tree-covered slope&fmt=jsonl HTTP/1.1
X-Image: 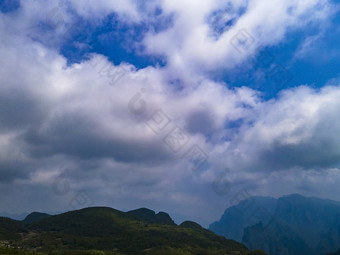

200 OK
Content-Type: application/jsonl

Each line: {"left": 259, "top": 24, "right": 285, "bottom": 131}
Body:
{"left": 0, "top": 207, "right": 266, "bottom": 255}
{"left": 22, "top": 213, "right": 51, "bottom": 225}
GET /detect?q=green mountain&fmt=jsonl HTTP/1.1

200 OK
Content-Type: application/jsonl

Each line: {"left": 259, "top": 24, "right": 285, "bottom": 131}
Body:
{"left": 0, "top": 217, "right": 27, "bottom": 240}
{"left": 178, "top": 221, "right": 203, "bottom": 229}
{"left": 0, "top": 207, "right": 266, "bottom": 255}
{"left": 22, "top": 212, "right": 51, "bottom": 225}
{"left": 127, "top": 208, "right": 176, "bottom": 225}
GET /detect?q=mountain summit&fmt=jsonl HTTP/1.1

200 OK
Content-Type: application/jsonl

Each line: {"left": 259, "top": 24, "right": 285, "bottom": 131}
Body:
{"left": 127, "top": 208, "right": 176, "bottom": 225}
{"left": 22, "top": 212, "right": 51, "bottom": 224}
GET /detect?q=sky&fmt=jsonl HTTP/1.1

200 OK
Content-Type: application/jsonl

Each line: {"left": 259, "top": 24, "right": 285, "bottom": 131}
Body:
{"left": 1, "top": 0, "right": 340, "bottom": 227}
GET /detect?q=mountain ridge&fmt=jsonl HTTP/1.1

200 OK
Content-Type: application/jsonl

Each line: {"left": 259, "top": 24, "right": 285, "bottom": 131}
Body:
{"left": 0, "top": 206, "right": 266, "bottom": 255}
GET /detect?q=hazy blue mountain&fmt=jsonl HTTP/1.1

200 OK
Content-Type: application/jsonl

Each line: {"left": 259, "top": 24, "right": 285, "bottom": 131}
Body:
{"left": 274, "top": 194, "right": 340, "bottom": 253}
{"left": 327, "top": 249, "right": 340, "bottom": 255}
{"left": 316, "top": 213, "right": 340, "bottom": 254}
{"left": 210, "top": 194, "right": 340, "bottom": 255}
{"left": 243, "top": 220, "right": 311, "bottom": 255}
{"left": 209, "top": 196, "right": 277, "bottom": 242}
{"left": 0, "top": 212, "right": 28, "bottom": 221}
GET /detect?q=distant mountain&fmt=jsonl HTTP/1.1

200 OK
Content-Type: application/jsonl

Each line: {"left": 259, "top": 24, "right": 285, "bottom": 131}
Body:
{"left": 242, "top": 220, "right": 311, "bottom": 255}
{"left": 0, "top": 212, "right": 28, "bottom": 221}
{"left": 209, "top": 196, "right": 277, "bottom": 242}
{"left": 318, "top": 214, "right": 340, "bottom": 253}
{"left": 0, "top": 206, "right": 266, "bottom": 255}
{"left": 209, "top": 194, "right": 340, "bottom": 255}
{"left": 22, "top": 212, "right": 51, "bottom": 224}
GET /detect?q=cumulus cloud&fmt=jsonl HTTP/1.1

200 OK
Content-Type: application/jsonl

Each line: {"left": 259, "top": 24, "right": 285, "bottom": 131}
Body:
{"left": 0, "top": 0, "right": 340, "bottom": 225}
{"left": 142, "top": 0, "right": 334, "bottom": 77}
{"left": 221, "top": 86, "right": 340, "bottom": 173}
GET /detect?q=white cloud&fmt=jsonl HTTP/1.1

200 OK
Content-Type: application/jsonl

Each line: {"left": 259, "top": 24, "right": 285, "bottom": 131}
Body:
{"left": 70, "top": 0, "right": 140, "bottom": 21}
{"left": 294, "top": 34, "right": 322, "bottom": 59}
{"left": 224, "top": 85, "right": 340, "bottom": 174}
{"left": 142, "top": 0, "right": 334, "bottom": 77}
{"left": 1, "top": 0, "right": 340, "bottom": 224}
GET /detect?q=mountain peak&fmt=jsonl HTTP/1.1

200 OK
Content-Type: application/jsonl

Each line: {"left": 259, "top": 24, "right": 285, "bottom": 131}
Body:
{"left": 179, "top": 220, "right": 203, "bottom": 229}
{"left": 127, "top": 208, "right": 176, "bottom": 225}
{"left": 22, "top": 212, "right": 51, "bottom": 224}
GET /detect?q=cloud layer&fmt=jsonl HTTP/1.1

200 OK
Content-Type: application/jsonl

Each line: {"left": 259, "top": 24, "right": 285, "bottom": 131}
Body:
{"left": 0, "top": 0, "right": 340, "bottom": 225}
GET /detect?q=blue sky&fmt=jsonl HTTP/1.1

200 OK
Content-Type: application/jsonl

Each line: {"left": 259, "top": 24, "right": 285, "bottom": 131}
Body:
{"left": 1, "top": 0, "right": 340, "bottom": 227}
{"left": 52, "top": 0, "right": 340, "bottom": 98}
{"left": 220, "top": 15, "right": 340, "bottom": 98}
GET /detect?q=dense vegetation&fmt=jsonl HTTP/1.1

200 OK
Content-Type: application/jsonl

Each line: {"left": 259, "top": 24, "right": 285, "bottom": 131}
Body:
{"left": 0, "top": 207, "right": 266, "bottom": 255}
{"left": 326, "top": 249, "right": 340, "bottom": 255}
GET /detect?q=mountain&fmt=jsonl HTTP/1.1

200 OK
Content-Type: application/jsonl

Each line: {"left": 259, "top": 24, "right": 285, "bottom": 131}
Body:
{"left": 22, "top": 212, "right": 51, "bottom": 224}
{"left": 209, "top": 196, "right": 277, "bottom": 242}
{"left": 0, "top": 217, "right": 27, "bottom": 240}
{"left": 242, "top": 220, "right": 311, "bottom": 255}
{"left": 127, "top": 208, "right": 176, "bottom": 225}
{"left": 327, "top": 249, "right": 340, "bottom": 255}
{"left": 0, "top": 212, "right": 29, "bottom": 221}
{"left": 0, "top": 206, "right": 266, "bottom": 255}
{"left": 179, "top": 220, "right": 203, "bottom": 229}
{"left": 318, "top": 214, "right": 340, "bottom": 253}
{"left": 209, "top": 194, "right": 340, "bottom": 255}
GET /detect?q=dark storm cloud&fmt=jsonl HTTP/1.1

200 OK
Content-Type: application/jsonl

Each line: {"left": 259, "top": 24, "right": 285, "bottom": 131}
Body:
{"left": 0, "top": 159, "right": 31, "bottom": 183}
{"left": 0, "top": 89, "right": 46, "bottom": 131}
{"left": 185, "top": 109, "right": 217, "bottom": 138}
{"left": 21, "top": 111, "right": 173, "bottom": 163}
{"left": 258, "top": 140, "right": 340, "bottom": 171}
